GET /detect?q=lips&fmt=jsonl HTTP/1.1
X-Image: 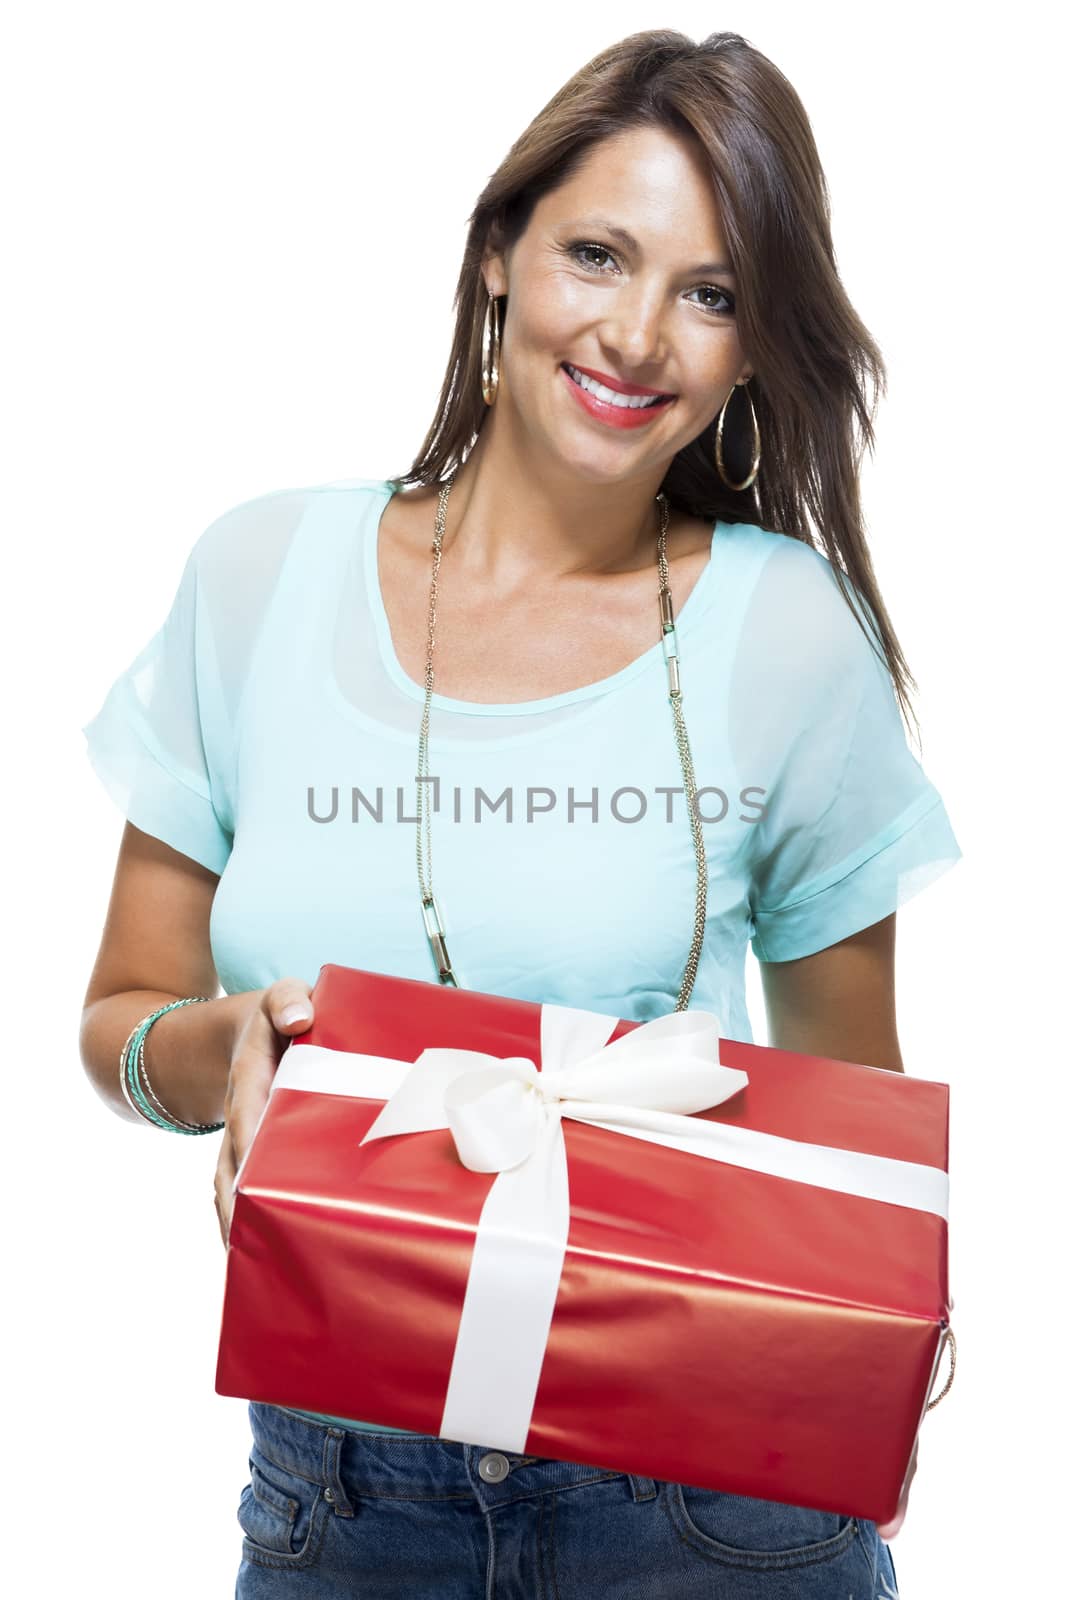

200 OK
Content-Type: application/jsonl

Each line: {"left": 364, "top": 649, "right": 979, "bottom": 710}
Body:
{"left": 564, "top": 362, "right": 675, "bottom": 399}
{"left": 559, "top": 362, "right": 677, "bottom": 431}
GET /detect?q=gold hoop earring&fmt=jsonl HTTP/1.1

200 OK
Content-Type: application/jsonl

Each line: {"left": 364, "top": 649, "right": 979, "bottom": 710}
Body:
{"left": 714, "top": 380, "right": 761, "bottom": 491}
{"left": 481, "top": 290, "right": 501, "bottom": 406}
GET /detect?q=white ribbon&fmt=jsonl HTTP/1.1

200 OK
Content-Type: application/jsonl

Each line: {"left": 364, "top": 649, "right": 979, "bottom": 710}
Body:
{"left": 269, "top": 1003, "right": 949, "bottom": 1452}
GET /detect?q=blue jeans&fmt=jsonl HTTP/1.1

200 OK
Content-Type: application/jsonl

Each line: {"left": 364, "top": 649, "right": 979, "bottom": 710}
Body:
{"left": 235, "top": 1401, "right": 901, "bottom": 1597}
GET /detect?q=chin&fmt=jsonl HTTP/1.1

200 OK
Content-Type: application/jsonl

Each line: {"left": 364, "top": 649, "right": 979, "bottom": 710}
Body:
{"left": 551, "top": 427, "right": 672, "bottom": 481}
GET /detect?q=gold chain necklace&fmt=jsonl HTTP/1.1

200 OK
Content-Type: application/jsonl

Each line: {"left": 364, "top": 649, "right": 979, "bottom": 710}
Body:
{"left": 415, "top": 475, "right": 709, "bottom": 1012}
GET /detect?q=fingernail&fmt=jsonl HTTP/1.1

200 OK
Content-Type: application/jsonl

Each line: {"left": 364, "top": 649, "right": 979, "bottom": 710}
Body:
{"left": 278, "top": 1003, "right": 311, "bottom": 1027}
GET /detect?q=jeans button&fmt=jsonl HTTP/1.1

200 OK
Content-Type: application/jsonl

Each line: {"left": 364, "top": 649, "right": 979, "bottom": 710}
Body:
{"left": 478, "top": 1451, "right": 511, "bottom": 1483}
{"left": 324, "top": 1487, "right": 335, "bottom": 1502}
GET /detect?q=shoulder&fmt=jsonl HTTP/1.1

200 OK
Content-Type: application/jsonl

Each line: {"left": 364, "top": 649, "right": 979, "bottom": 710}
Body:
{"left": 724, "top": 518, "right": 840, "bottom": 585}
{"left": 186, "top": 476, "right": 394, "bottom": 580}
{"left": 727, "top": 520, "right": 885, "bottom": 677}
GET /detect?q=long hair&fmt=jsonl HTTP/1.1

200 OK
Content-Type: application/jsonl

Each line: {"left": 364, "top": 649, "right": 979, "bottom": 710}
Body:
{"left": 391, "top": 29, "right": 923, "bottom": 745}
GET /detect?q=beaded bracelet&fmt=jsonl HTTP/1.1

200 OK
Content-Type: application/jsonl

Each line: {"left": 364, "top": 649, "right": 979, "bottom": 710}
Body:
{"left": 119, "top": 997, "right": 224, "bottom": 1134}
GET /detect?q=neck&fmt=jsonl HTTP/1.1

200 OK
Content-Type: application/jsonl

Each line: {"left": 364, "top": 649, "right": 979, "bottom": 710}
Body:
{"left": 437, "top": 414, "right": 667, "bottom": 593}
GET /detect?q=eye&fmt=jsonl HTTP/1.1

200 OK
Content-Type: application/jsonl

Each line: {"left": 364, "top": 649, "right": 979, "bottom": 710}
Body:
{"left": 568, "top": 241, "right": 618, "bottom": 273}
{"left": 689, "top": 284, "right": 736, "bottom": 317}
{"left": 566, "top": 241, "right": 736, "bottom": 318}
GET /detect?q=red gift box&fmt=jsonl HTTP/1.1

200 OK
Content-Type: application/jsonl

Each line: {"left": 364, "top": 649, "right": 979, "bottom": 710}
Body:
{"left": 215, "top": 964, "right": 952, "bottom": 1524}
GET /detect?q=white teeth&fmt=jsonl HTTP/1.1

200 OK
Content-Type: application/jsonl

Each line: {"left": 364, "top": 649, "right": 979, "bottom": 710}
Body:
{"left": 564, "top": 363, "right": 666, "bottom": 409}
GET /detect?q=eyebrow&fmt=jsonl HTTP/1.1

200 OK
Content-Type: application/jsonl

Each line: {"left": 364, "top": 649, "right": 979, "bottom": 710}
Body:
{"left": 558, "top": 217, "right": 736, "bottom": 278}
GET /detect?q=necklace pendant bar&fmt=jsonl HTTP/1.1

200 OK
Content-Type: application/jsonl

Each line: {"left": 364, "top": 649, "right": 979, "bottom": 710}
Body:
{"left": 421, "top": 894, "right": 458, "bottom": 984}
{"left": 429, "top": 932, "right": 458, "bottom": 984}
{"left": 421, "top": 893, "right": 448, "bottom": 944}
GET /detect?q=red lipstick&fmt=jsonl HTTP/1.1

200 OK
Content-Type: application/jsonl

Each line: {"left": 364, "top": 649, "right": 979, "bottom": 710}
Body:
{"left": 566, "top": 363, "right": 674, "bottom": 397}
{"left": 560, "top": 362, "right": 676, "bottom": 431}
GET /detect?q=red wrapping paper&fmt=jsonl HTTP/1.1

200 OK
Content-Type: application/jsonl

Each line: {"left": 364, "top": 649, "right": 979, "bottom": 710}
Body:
{"left": 215, "top": 964, "right": 951, "bottom": 1524}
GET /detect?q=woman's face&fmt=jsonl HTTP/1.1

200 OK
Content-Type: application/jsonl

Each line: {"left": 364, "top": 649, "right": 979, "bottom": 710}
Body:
{"left": 483, "top": 123, "right": 752, "bottom": 487}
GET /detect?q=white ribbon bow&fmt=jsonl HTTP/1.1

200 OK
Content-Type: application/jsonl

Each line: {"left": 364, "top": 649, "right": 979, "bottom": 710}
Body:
{"left": 357, "top": 1005, "right": 745, "bottom": 1450}
{"left": 326, "top": 1002, "right": 947, "bottom": 1452}
{"left": 362, "top": 1004, "right": 747, "bottom": 1170}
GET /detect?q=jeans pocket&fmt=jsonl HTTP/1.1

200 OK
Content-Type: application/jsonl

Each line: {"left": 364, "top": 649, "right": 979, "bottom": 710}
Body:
{"left": 237, "top": 1450, "right": 330, "bottom": 1571}
{"left": 666, "top": 1484, "right": 860, "bottom": 1572}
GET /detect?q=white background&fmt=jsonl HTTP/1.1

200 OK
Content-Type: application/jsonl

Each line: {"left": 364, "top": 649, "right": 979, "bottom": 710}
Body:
{"left": 4, "top": 2, "right": 1061, "bottom": 1594}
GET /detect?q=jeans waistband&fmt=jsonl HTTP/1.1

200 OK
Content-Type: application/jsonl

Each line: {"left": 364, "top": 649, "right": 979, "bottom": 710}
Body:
{"left": 248, "top": 1402, "right": 660, "bottom": 1512}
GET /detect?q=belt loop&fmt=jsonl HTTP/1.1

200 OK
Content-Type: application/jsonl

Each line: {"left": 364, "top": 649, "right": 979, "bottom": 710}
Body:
{"left": 627, "top": 1473, "right": 659, "bottom": 1502}
{"left": 321, "top": 1427, "right": 357, "bottom": 1517}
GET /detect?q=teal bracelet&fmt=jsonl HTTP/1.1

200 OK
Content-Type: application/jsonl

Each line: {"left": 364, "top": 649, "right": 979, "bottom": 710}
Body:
{"left": 120, "top": 997, "right": 224, "bottom": 1134}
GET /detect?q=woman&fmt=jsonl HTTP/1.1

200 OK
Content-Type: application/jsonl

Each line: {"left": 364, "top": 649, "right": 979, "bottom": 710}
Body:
{"left": 79, "top": 28, "right": 960, "bottom": 1599}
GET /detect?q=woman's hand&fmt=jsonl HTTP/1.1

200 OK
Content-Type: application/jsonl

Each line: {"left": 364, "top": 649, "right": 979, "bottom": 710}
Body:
{"left": 876, "top": 1438, "right": 918, "bottom": 1540}
{"left": 213, "top": 979, "right": 315, "bottom": 1249}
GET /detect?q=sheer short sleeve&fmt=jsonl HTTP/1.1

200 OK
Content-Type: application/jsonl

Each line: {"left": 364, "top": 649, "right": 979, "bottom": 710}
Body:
{"left": 80, "top": 487, "right": 307, "bottom": 875}
{"left": 734, "top": 534, "right": 962, "bottom": 963}
{"left": 81, "top": 531, "right": 235, "bottom": 873}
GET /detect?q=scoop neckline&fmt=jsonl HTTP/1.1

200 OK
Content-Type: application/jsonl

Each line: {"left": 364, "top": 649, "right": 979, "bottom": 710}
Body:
{"left": 364, "top": 479, "right": 725, "bottom": 717}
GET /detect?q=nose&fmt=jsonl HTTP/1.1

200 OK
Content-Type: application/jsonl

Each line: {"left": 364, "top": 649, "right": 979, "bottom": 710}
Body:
{"left": 597, "top": 283, "right": 669, "bottom": 378}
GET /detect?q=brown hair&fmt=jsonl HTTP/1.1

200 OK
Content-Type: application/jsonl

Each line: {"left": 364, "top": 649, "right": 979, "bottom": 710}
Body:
{"left": 391, "top": 29, "right": 923, "bottom": 745}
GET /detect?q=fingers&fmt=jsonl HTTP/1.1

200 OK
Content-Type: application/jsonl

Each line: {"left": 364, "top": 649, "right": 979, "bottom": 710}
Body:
{"left": 227, "top": 1026, "right": 279, "bottom": 1180}
{"left": 214, "top": 1129, "right": 236, "bottom": 1249}
{"left": 220, "top": 979, "right": 316, "bottom": 1249}
{"left": 227, "top": 982, "right": 313, "bottom": 1170}
{"left": 265, "top": 978, "right": 315, "bottom": 1035}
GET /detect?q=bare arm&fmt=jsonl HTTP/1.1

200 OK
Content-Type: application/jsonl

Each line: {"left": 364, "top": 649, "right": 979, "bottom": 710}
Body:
{"left": 79, "top": 820, "right": 248, "bottom": 1128}
{"left": 758, "top": 913, "right": 903, "bottom": 1072}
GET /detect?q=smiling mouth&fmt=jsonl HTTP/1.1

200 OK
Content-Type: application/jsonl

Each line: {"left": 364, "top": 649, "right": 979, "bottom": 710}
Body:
{"left": 561, "top": 362, "right": 675, "bottom": 410}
